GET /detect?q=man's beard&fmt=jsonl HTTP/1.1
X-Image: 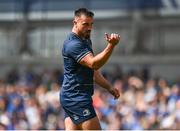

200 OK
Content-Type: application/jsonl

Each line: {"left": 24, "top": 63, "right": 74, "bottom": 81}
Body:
{"left": 85, "top": 34, "right": 90, "bottom": 39}
{"left": 84, "top": 31, "right": 91, "bottom": 39}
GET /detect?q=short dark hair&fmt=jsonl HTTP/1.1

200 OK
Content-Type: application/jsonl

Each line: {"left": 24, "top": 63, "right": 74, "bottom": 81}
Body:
{"left": 74, "top": 8, "right": 94, "bottom": 18}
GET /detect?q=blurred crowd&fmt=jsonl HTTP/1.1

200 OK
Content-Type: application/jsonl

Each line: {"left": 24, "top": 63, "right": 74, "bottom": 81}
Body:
{"left": 0, "top": 67, "right": 180, "bottom": 130}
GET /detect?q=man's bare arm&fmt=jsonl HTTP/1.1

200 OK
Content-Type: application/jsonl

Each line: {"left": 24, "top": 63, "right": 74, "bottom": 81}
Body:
{"left": 79, "top": 33, "right": 120, "bottom": 70}
{"left": 94, "top": 70, "right": 120, "bottom": 99}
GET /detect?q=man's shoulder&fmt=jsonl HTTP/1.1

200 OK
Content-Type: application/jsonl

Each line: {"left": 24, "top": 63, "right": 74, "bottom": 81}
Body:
{"left": 64, "top": 35, "right": 84, "bottom": 50}
{"left": 64, "top": 34, "right": 82, "bottom": 45}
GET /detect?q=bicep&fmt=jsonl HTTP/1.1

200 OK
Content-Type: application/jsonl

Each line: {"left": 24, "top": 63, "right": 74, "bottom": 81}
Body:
{"left": 79, "top": 52, "right": 94, "bottom": 68}
{"left": 66, "top": 41, "right": 93, "bottom": 63}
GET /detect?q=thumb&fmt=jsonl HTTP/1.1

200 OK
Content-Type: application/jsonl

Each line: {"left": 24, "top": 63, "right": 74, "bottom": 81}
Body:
{"left": 105, "top": 33, "right": 110, "bottom": 40}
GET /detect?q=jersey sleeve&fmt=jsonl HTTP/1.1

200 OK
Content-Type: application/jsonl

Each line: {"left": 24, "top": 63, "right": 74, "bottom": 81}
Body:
{"left": 66, "top": 41, "right": 91, "bottom": 62}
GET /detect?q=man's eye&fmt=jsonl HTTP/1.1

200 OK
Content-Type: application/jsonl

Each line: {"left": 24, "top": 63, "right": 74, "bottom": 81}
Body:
{"left": 83, "top": 23, "right": 88, "bottom": 26}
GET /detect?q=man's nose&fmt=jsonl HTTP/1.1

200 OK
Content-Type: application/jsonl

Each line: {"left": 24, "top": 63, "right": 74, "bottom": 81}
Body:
{"left": 88, "top": 24, "right": 93, "bottom": 30}
{"left": 87, "top": 27, "right": 92, "bottom": 31}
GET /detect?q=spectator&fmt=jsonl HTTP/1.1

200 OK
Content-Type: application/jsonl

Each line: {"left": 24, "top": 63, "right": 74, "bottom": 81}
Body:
{"left": 0, "top": 68, "right": 179, "bottom": 130}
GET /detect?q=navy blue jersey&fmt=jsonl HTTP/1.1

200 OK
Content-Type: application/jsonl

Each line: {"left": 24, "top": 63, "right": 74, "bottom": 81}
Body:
{"left": 61, "top": 32, "right": 94, "bottom": 107}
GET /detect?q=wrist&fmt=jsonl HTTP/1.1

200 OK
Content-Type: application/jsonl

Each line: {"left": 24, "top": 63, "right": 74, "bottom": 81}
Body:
{"left": 106, "top": 86, "right": 112, "bottom": 92}
{"left": 108, "top": 43, "right": 115, "bottom": 48}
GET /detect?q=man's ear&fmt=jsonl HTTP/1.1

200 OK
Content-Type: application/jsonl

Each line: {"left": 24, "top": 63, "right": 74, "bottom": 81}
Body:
{"left": 73, "top": 19, "right": 78, "bottom": 26}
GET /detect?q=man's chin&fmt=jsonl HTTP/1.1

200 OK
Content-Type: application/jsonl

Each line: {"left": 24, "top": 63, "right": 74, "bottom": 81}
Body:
{"left": 85, "top": 35, "right": 90, "bottom": 39}
{"left": 85, "top": 34, "right": 90, "bottom": 39}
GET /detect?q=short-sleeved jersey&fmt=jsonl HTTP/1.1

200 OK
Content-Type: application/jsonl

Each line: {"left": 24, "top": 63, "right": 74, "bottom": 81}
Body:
{"left": 60, "top": 32, "right": 94, "bottom": 106}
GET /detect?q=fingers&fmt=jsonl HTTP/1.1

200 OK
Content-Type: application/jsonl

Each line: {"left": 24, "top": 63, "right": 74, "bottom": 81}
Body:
{"left": 105, "top": 33, "right": 120, "bottom": 40}
{"left": 113, "top": 88, "right": 120, "bottom": 99}
{"left": 110, "top": 88, "right": 120, "bottom": 99}
{"left": 111, "top": 33, "right": 120, "bottom": 40}
{"left": 105, "top": 33, "right": 110, "bottom": 41}
{"left": 105, "top": 33, "right": 120, "bottom": 45}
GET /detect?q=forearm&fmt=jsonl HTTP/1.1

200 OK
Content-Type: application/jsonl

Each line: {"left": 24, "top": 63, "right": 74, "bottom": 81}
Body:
{"left": 94, "top": 70, "right": 120, "bottom": 99}
{"left": 94, "top": 70, "right": 112, "bottom": 91}
{"left": 79, "top": 33, "right": 120, "bottom": 70}
{"left": 92, "top": 44, "right": 114, "bottom": 70}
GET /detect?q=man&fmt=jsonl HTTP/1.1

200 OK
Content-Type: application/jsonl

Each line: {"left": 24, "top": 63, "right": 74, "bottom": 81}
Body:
{"left": 60, "top": 8, "right": 120, "bottom": 130}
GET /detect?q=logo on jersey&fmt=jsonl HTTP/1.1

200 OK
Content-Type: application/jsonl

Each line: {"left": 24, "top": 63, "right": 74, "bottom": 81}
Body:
{"left": 72, "top": 114, "right": 79, "bottom": 120}
{"left": 83, "top": 109, "right": 91, "bottom": 116}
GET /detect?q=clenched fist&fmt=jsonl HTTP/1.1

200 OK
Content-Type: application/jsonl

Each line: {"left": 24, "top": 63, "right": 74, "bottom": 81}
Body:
{"left": 105, "top": 33, "right": 120, "bottom": 46}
